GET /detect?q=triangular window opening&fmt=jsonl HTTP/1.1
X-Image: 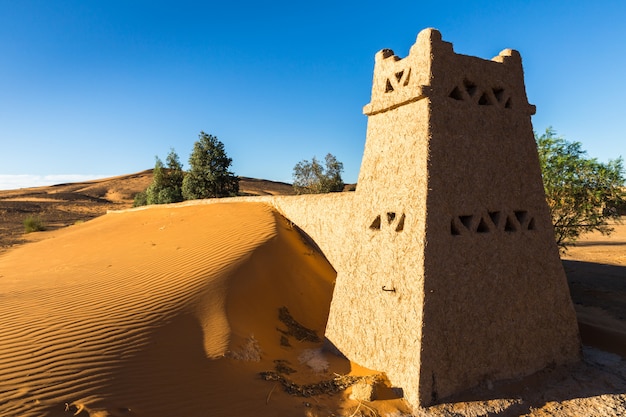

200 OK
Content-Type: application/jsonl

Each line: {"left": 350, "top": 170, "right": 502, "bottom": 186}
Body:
{"left": 451, "top": 220, "right": 462, "bottom": 236}
{"left": 449, "top": 86, "right": 464, "bottom": 101}
{"left": 514, "top": 210, "right": 528, "bottom": 225}
{"left": 478, "top": 92, "right": 492, "bottom": 105}
{"left": 395, "top": 214, "right": 406, "bottom": 232}
{"left": 476, "top": 217, "right": 491, "bottom": 233}
{"left": 504, "top": 215, "right": 518, "bottom": 232}
{"left": 385, "top": 79, "right": 394, "bottom": 93}
{"left": 370, "top": 215, "right": 382, "bottom": 230}
{"left": 492, "top": 88, "right": 505, "bottom": 103}
{"left": 401, "top": 69, "right": 411, "bottom": 86}
{"left": 463, "top": 80, "right": 477, "bottom": 97}
{"left": 459, "top": 215, "right": 473, "bottom": 230}
{"left": 488, "top": 211, "right": 501, "bottom": 228}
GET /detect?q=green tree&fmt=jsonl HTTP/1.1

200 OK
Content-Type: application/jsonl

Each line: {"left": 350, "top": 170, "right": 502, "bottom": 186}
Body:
{"left": 135, "top": 148, "right": 184, "bottom": 206}
{"left": 163, "top": 149, "right": 184, "bottom": 202}
{"left": 182, "top": 132, "right": 239, "bottom": 200}
{"left": 292, "top": 153, "right": 344, "bottom": 194}
{"left": 133, "top": 190, "right": 147, "bottom": 207}
{"left": 536, "top": 127, "right": 625, "bottom": 251}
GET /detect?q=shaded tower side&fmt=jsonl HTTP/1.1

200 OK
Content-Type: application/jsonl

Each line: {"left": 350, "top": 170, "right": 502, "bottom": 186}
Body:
{"left": 417, "top": 33, "right": 581, "bottom": 404}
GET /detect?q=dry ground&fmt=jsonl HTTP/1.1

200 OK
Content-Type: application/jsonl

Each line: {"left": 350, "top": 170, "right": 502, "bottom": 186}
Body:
{"left": 562, "top": 221, "right": 626, "bottom": 358}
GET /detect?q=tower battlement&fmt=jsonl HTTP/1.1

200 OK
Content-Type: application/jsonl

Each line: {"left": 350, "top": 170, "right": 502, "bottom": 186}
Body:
{"left": 363, "top": 28, "right": 536, "bottom": 117}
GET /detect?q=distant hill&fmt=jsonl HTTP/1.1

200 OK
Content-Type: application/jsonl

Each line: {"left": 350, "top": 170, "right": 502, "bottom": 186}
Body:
{"left": 238, "top": 177, "right": 295, "bottom": 196}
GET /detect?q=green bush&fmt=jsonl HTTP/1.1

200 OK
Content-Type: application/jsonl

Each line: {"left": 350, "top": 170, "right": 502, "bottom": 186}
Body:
{"left": 536, "top": 127, "right": 625, "bottom": 250}
{"left": 23, "top": 216, "right": 46, "bottom": 233}
{"left": 292, "top": 153, "right": 344, "bottom": 194}
{"left": 133, "top": 190, "right": 148, "bottom": 207}
{"left": 135, "top": 148, "right": 186, "bottom": 207}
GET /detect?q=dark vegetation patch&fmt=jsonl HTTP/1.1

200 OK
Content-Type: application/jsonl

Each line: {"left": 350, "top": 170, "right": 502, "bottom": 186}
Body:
{"left": 23, "top": 216, "right": 46, "bottom": 233}
{"left": 274, "top": 359, "right": 297, "bottom": 375}
{"left": 277, "top": 306, "right": 321, "bottom": 343}
{"left": 260, "top": 371, "right": 364, "bottom": 397}
{"left": 38, "top": 192, "right": 111, "bottom": 203}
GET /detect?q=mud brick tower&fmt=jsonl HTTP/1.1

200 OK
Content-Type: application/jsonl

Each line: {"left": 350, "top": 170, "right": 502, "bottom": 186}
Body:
{"left": 320, "top": 28, "right": 580, "bottom": 407}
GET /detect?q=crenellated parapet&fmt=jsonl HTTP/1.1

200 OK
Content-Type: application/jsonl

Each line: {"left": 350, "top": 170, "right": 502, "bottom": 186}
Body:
{"left": 364, "top": 29, "right": 536, "bottom": 117}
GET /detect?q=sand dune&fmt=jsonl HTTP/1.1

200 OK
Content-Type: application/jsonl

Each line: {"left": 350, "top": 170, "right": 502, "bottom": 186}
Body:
{"left": 0, "top": 202, "right": 341, "bottom": 416}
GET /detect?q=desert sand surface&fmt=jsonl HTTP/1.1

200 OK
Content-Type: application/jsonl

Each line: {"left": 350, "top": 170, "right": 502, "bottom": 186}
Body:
{"left": 1, "top": 176, "right": 626, "bottom": 416}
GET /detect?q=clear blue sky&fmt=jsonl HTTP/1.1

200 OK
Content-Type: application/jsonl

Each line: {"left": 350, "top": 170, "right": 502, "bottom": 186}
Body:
{"left": 1, "top": 0, "right": 624, "bottom": 189}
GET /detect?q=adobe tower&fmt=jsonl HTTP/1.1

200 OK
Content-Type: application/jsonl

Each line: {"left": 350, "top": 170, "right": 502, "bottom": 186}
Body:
{"left": 202, "top": 28, "right": 581, "bottom": 408}
{"left": 320, "top": 28, "right": 580, "bottom": 407}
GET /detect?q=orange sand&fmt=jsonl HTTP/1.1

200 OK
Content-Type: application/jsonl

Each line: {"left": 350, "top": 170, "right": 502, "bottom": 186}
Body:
{"left": 0, "top": 202, "right": 341, "bottom": 416}
{"left": 562, "top": 219, "right": 626, "bottom": 267}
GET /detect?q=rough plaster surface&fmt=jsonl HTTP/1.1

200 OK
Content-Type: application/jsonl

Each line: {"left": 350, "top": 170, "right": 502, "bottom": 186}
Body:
{"left": 327, "top": 28, "right": 578, "bottom": 407}
{"left": 120, "top": 28, "right": 581, "bottom": 409}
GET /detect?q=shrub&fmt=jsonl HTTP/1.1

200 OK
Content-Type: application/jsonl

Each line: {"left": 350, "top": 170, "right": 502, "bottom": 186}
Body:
{"left": 536, "top": 127, "right": 625, "bottom": 251}
{"left": 292, "top": 153, "right": 344, "bottom": 194}
{"left": 133, "top": 190, "right": 148, "bottom": 207}
{"left": 135, "top": 148, "right": 185, "bottom": 207}
{"left": 23, "top": 216, "right": 46, "bottom": 233}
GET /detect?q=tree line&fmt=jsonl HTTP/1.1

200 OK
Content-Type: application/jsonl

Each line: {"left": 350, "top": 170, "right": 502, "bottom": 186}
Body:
{"left": 134, "top": 128, "right": 625, "bottom": 253}
{"left": 134, "top": 132, "right": 346, "bottom": 207}
{"left": 134, "top": 131, "right": 239, "bottom": 206}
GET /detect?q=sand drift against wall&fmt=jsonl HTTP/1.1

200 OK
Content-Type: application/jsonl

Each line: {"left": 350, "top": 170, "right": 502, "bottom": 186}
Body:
{"left": 0, "top": 202, "right": 337, "bottom": 417}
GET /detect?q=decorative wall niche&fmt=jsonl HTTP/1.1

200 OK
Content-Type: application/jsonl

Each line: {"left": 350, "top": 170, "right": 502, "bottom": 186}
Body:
{"left": 370, "top": 212, "right": 406, "bottom": 232}
{"left": 451, "top": 210, "right": 535, "bottom": 236}
{"left": 384, "top": 68, "right": 412, "bottom": 93}
{"left": 448, "top": 79, "right": 512, "bottom": 110}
